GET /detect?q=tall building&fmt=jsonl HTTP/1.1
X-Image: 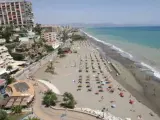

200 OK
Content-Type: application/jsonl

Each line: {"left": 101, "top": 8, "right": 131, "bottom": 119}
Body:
{"left": 0, "top": 0, "right": 34, "bottom": 27}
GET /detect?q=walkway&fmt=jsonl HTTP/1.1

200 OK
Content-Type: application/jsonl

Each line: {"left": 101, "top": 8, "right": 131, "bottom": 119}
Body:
{"left": 38, "top": 79, "right": 61, "bottom": 95}
{"left": 33, "top": 82, "right": 99, "bottom": 120}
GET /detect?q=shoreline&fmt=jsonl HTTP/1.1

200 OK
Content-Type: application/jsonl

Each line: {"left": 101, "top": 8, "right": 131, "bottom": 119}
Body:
{"left": 34, "top": 40, "right": 160, "bottom": 120}
{"left": 86, "top": 35, "right": 160, "bottom": 116}
{"left": 82, "top": 30, "right": 160, "bottom": 79}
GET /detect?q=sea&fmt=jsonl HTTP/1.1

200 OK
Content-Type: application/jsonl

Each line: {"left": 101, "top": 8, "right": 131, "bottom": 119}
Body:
{"left": 83, "top": 26, "right": 160, "bottom": 79}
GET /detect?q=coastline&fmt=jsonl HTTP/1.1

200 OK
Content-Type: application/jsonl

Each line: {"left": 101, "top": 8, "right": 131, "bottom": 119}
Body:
{"left": 83, "top": 31, "right": 160, "bottom": 116}
{"left": 34, "top": 40, "right": 160, "bottom": 120}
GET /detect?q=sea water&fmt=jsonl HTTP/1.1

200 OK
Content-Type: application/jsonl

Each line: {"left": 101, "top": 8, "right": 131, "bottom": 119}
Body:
{"left": 83, "top": 26, "right": 160, "bottom": 79}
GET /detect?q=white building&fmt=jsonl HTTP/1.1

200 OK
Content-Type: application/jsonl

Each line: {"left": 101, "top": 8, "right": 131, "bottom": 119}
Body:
{"left": 0, "top": 46, "right": 14, "bottom": 68}
{"left": 0, "top": 46, "right": 26, "bottom": 76}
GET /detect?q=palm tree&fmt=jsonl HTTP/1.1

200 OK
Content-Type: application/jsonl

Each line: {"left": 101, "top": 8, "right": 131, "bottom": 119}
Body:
{"left": 60, "top": 29, "right": 71, "bottom": 43}
{"left": 1, "top": 26, "right": 13, "bottom": 43}
{"left": 42, "top": 90, "right": 57, "bottom": 107}
{"left": 11, "top": 105, "right": 22, "bottom": 114}
{"left": 33, "top": 23, "right": 43, "bottom": 37}
{"left": 6, "top": 65, "right": 13, "bottom": 73}
{"left": 25, "top": 117, "right": 40, "bottom": 120}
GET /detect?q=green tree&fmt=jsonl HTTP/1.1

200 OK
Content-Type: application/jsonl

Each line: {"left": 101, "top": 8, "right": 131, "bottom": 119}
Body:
{"left": 11, "top": 105, "right": 22, "bottom": 114}
{"left": 25, "top": 117, "right": 40, "bottom": 120}
{"left": 60, "top": 29, "right": 70, "bottom": 43}
{"left": 42, "top": 90, "right": 57, "bottom": 107}
{"left": 0, "top": 73, "right": 14, "bottom": 85}
{"left": 6, "top": 65, "right": 13, "bottom": 73}
{"left": 44, "top": 45, "right": 54, "bottom": 53}
{"left": 10, "top": 53, "right": 25, "bottom": 61}
{"left": 60, "top": 92, "right": 76, "bottom": 109}
{"left": 33, "top": 24, "right": 43, "bottom": 36}
{"left": 58, "top": 48, "right": 63, "bottom": 55}
{"left": 71, "top": 34, "right": 86, "bottom": 41}
{"left": 0, "top": 109, "right": 9, "bottom": 120}
{"left": 1, "top": 26, "right": 13, "bottom": 43}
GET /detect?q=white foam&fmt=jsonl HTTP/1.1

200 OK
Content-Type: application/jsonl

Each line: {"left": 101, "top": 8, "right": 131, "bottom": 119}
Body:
{"left": 141, "top": 62, "right": 160, "bottom": 79}
{"left": 82, "top": 30, "right": 133, "bottom": 59}
{"left": 81, "top": 29, "right": 160, "bottom": 79}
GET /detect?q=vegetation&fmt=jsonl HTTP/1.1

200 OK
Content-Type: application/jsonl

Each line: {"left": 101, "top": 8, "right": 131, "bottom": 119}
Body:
{"left": 71, "top": 34, "right": 86, "bottom": 41}
{"left": 25, "top": 117, "right": 40, "bottom": 120}
{"left": 45, "top": 62, "right": 55, "bottom": 74}
{"left": 60, "top": 29, "right": 70, "bottom": 43}
{"left": 58, "top": 48, "right": 63, "bottom": 54}
{"left": 60, "top": 92, "right": 76, "bottom": 109}
{"left": 10, "top": 53, "right": 25, "bottom": 61}
{"left": 33, "top": 24, "right": 43, "bottom": 36}
{"left": 42, "top": 90, "right": 57, "bottom": 107}
{"left": 6, "top": 65, "right": 13, "bottom": 72}
{"left": 59, "top": 54, "right": 66, "bottom": 58}
{"left": 11, "top": 106, "right": 22, "bottom": 114}
{"left": 0, "top": 73, "right": 15, "bottom": 85}
{"left": 44, "top": 44, "right": 54, "bottom": 52}
{"left": 1, "top": 26, "right": 13, "bottom": 43}
{"left": 0, "top": 109, "right": 9, "bottom": 120}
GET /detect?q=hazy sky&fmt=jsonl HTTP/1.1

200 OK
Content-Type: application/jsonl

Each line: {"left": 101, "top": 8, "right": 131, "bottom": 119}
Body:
{"left": 32, "top": 0, "right": 160, "bottom": 25}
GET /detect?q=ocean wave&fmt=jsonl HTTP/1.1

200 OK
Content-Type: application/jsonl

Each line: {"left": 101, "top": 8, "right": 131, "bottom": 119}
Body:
{"left": 82, "top": 30, "right": 133, "bottom": 59}
{"left": 141, "top": 62, "right": 160, "bottom": 79}
{"left": 81, "top": 29, "right": 160, "bottom": 79}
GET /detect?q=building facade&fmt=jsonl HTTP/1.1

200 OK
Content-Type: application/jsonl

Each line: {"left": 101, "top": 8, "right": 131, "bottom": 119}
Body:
{"left": 0, "top": 0, "right": 34, "bottom": 27}
{"left": 41, "top": 32, "right": 61, "bottom": 49}
{"left": 0, "top": 46, "right": 14, "bottom": 68}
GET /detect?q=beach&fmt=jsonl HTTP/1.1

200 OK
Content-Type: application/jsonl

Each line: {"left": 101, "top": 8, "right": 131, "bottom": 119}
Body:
{"left": 34, "top": 40, "right": 160, "bottom": 120}
{"left": 88, "top": 37, "right": 160, "bottom": 115}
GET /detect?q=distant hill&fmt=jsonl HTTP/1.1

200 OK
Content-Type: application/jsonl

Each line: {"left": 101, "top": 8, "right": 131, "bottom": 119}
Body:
{"left": 59, "top": 23, "right": 160, "bottom": 28}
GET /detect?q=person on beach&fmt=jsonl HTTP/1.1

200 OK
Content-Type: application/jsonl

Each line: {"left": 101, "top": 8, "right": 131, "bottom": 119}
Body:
{"left": 153, "top": 88, "right": 156, "bottom": 96}
{"left": 101, "top": 96, "right": 104, "bottom": 100}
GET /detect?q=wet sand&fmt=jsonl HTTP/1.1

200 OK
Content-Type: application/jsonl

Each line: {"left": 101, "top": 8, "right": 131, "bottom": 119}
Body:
{"left": 34, "top": 40, "right": 159, "bottom": 120}
{"left": 89, "top": 37, "right": 160, "bottom": 116}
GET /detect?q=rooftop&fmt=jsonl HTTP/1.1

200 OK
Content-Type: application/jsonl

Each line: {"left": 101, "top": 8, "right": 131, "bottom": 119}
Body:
{"left": 7, "top": 81, "right": 34, "bottom": 97}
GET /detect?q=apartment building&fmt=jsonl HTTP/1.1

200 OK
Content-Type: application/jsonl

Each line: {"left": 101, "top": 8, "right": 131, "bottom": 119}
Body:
{"left": 0, "top": 0, "right": 34, "bottom": 27}
{"left": 41, "top": 31, "right": 61, "bottom": 49}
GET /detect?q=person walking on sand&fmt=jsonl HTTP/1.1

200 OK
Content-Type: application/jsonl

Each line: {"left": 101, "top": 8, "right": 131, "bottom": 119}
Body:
{"left": 153, "top": 88, "right": 156, "bottom": 96}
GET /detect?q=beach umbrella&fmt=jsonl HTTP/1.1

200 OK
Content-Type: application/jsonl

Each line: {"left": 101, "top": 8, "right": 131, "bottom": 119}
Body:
{"left": 99, "top": 89, "right": 103, "bottom": 92}
{"left": 111, "top": 104, "right": 116, "bottom": 108}
{"left": 129, "top": 99, "right": 134, "bottom": 104}
{"left": 119, "top": 92, "right": 124, "bottom": 97}
{"left": 108, "top": 84, "right": 113, "bottom": 88}
{"left": 86, "top": 85, "right": 90, "bottom": 88}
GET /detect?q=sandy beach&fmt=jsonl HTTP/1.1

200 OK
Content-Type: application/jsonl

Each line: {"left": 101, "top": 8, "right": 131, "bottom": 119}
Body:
{"left": 34, "top": 40, "right": 159, "bottom": 120}
{"left": 89, "top": 37, "right": 160, "bottom": 116}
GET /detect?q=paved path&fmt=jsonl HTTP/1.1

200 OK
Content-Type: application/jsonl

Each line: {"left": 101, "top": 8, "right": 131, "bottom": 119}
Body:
{"left": 38, "top": 79, "right": 61, "bottom": 95}
{"left": 33, "top": 82, "right": 99, "bottom": 120}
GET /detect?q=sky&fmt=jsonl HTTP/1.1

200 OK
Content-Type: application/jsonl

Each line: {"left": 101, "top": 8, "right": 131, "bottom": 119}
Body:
{"left": 31, "top": 0, "right": 160, "bottom": 25}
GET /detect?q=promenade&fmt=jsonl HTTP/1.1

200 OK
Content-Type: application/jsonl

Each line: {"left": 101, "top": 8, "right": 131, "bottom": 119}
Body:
{"left": 33, "top": 82, "right": 99, "bottom": 120}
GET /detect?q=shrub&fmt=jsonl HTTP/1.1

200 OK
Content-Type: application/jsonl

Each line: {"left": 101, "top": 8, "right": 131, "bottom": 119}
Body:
{"left": 71, "top": 34, "right": 86, "bottom": 41}
{"left": 59, "top": 54, "right": 66, "bottom": 58}
{"left": 60, "top": 92, "right": 76, "bottom": 109}
{"left": 44, "top": 44, "right": 54, "bottom": 53}
{"left": 10, "top": 53, "right": 25, "bottom": 61}
{"left": 42, "top": 90, "right": 57, "bottom": 107}
{"left": 0, "top": 109, "right": 9, "bottom": 120}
